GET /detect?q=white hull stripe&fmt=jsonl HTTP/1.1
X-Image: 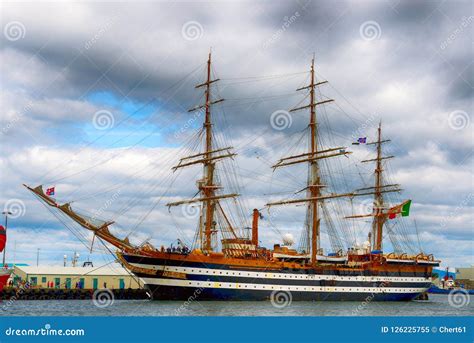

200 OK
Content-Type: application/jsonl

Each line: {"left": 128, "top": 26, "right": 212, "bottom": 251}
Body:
{"left": 130, "top": 263, "right": 431, "bottom": 283}
{"left": 386, "top": 259, "right": 438, "bottom": 265}
{"left": 142, "top": 278, "right": 428, "bottom": 294}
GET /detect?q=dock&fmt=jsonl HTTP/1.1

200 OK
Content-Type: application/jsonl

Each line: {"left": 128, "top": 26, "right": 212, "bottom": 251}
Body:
{"left": 0, "top": 287, "right": 150, "bottom": 300}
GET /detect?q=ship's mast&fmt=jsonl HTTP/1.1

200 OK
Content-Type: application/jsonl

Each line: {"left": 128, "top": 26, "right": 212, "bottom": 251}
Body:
{"left": 345, "top": 122, "right": 401, "bottom": 250}
{"left": 24, "top": 53, "right": 241, "bottom": 255}
{"left": 364, "top": 122, "right": 403, "bottom": 251}
{"left": 372, "top": 122, "right": 384, "bottom": 251}
{"left": 166, "top": 52, "right": 239, "bottom": 253}
{"left": 267, "top": 57, "right": 353, "bottom": 266}
{"left": 203, "top": 52, "right": 216, "bottom": 252}
{"left": 308, "top": 57, "right": 320, "bottom": 265}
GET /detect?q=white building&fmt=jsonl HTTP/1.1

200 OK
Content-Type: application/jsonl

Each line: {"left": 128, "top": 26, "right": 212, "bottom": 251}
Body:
{"left": 13, "top": 264, "right": 142, "bottom": 290}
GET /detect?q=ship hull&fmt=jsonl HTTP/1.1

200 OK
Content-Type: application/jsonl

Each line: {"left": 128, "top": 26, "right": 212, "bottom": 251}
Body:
{"left": 146, "top": 284, "right": 421, "bottom": 301}
{"left": 122, "top": 253, "right": 433, "bottom": 302}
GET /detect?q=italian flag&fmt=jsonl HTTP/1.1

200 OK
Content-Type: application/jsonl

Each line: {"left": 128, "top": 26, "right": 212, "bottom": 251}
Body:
{"left": 387, "top": 200, "right": 411, "bottom": 219}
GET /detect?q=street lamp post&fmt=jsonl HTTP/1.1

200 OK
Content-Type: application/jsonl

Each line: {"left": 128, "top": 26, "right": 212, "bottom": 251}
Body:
{"left": 1, "top": 211, "right": 12, "bottom": 266}
{"left": 36, "top": 248, "right": 40, "bottom": 266}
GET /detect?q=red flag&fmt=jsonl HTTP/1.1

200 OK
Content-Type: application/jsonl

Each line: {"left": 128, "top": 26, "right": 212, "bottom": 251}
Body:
{"left": 0, "top": 225, "right": 6, "bottom": 253}
{"left": 46, "top": 187, "right": 55, "bottom": 196}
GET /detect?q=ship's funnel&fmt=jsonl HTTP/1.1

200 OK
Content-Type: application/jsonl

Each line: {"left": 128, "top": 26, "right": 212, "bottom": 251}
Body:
{"left": 252, "top": 209, "right": 259, "bottom": 246}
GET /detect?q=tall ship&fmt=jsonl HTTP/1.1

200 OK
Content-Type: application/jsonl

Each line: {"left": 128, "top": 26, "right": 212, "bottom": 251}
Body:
{"left": 25, "top": 53, "right": 439, "bottom": 301}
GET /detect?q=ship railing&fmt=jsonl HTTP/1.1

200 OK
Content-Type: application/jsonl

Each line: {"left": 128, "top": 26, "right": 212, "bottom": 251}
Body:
{"left": 415, "top": 253, "right": 435, "bottom": 262}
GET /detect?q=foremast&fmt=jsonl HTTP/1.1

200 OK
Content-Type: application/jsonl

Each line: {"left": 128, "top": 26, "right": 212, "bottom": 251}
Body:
{"left": 166, "top": 52, "right": 239, "bottom": 253}
{"left": 266, "top": 57, "right": 352, "bottom": 266}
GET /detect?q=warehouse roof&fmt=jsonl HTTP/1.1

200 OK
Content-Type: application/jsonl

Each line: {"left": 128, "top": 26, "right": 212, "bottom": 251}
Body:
{"left": 14, "top": 264, "right": 132, "bottom": 276}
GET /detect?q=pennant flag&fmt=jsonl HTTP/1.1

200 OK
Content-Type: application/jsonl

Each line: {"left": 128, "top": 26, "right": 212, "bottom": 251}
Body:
{"left": 46, "top": 187, "right": 55, "bottom": 196}
{"left": 357, "top": 137, "right": 367, "bottom": 144}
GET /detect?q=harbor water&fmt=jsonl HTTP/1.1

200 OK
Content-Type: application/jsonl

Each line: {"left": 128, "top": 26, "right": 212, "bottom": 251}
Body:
{"left": 1, "top": 295, "right": 472, "bottom": 316}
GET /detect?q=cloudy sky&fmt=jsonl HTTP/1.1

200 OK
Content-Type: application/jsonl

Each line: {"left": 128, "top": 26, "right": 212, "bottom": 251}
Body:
{"left": 0, "top": 0, "right": 472, "bottom": 269}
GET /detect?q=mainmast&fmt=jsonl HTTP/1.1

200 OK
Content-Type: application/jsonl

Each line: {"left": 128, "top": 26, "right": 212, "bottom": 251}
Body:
{"left": 203, "top": 52, "right": 216, "bottom": 252}
{"left": 372, "top": 123, "right": 385, "bottom": 251}
{"left": 167, "top": 52, "right": 238, "bottom": 253}
{"left": 308, "top": 57, "right": 320, "bottom": 266}
{"left": 266, "top": 57, "right": 352, "bottom": 266}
